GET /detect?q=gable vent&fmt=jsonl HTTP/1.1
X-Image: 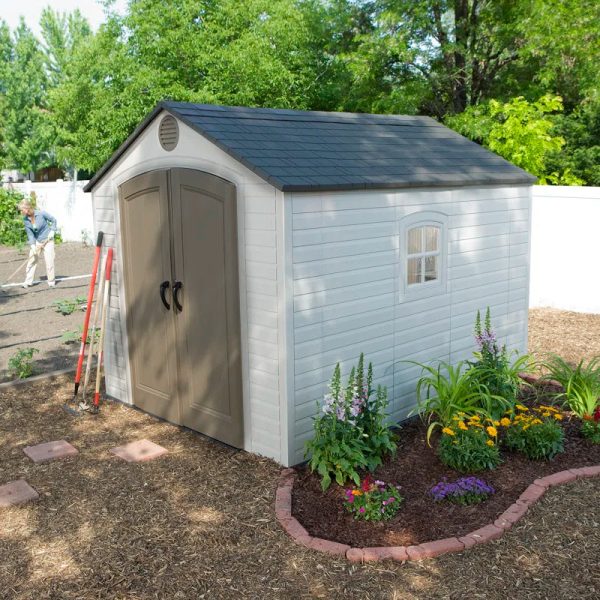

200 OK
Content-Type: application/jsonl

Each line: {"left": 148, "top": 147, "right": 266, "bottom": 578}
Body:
{"left": 158, "top": 115, "right": 179, "bottom": 151}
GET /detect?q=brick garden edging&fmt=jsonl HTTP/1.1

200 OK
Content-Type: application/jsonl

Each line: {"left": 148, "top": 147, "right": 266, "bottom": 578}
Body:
{"left": 275, "top": 465, "right": 600, "bottom": 563}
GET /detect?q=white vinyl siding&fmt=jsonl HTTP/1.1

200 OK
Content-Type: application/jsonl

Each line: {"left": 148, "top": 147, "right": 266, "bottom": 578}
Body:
{"left": 90, "top": 113, "right": 284, "bottom": 463}
{"left": 290, "top": 185, "right": 531, "bottom": 464}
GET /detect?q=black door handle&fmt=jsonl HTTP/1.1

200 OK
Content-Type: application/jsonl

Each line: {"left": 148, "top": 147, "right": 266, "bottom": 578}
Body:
{"left": 159, "top": 280, "right": 170, "bottom": 310}
{"left": 173, "top": 281, "right": 183, "bottom": 311}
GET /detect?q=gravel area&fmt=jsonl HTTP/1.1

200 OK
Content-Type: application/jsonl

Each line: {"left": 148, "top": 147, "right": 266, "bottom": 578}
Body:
{"left": 0, "top": 243, "right": 94, "bottom": 382}
{"left": 0, "top": 309, "right": 599, "bottom": 599}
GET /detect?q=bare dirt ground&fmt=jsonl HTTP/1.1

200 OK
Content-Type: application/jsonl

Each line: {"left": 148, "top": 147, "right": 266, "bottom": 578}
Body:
{"left": 0, "top": 243, "right": 94, "bottom": 382}
{"left": 0, "top": 306, "right": 599, "bottom": 598}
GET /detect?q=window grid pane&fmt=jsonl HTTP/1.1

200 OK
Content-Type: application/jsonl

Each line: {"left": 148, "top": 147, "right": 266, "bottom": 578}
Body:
{"left": 407, "top": 257, "right": 422, "bottom": 285}
{"left": 425, "top": 226, "right": 439, "bottom": 252}
{"left": 424, "top": 255, "right": 438, "bottom": 281}
{"left": 407, "top": 227, "right": 422, "bottom": 254}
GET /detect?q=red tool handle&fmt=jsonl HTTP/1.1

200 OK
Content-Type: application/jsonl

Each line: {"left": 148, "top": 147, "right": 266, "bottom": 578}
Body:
{"left": 73, "top": 232, "right": 103, "bottom": 397}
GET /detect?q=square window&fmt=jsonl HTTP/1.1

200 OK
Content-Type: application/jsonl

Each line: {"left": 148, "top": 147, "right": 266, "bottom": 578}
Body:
{"left": 407, "top": 228, "right": 422, "bottom": 254}
{"left": 407, "top": 257, "right": 422, "bottom": 285}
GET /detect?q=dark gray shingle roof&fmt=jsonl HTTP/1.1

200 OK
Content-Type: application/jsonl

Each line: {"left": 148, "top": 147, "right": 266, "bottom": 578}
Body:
{"left": 84, "top": 101, "right": 536, "bottom": 193}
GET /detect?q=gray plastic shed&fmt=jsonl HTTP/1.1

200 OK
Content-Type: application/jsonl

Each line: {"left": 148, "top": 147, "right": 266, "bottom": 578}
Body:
{"left": 84, "top": 101, "right": 535, "bottom": 466}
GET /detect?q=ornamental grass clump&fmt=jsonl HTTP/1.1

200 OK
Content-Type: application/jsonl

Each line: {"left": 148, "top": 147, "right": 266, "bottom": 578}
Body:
{"left": 437, "top": 414, "right": 502, "bottom": 472}
{"left": 430, "top": 476, "right": 495, "bottom": 505}
{"left": 504, "top": 404, "right": 565, "bottom": 460}
{"left": 305, "top": 354, "right": 397, "bottom": 490}
{"left": 344, "top": 475, "right": 403, "bottom": 521}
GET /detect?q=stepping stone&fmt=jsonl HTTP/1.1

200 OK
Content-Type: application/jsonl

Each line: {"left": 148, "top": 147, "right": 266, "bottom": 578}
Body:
{"left": 0, "top": 480, "right": 39, "bottom": 507}
{"left": 23, "top": 440, "right": 79, "bottom": 463}
{"left": 110, "top": 439, "right": 168, "bottom": 463}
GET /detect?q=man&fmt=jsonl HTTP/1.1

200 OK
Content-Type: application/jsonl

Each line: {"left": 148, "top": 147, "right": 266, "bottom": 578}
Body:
{"left": 18, "top": 196, "right": 58, "bottom": 288}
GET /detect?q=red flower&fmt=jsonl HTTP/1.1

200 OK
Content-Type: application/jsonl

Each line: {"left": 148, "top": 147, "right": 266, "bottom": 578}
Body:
{"left": 593, "top": 406, "right": 600, "bottom": 422}
{"left": 361, "top": 475, "right": 372, "bottom": 492}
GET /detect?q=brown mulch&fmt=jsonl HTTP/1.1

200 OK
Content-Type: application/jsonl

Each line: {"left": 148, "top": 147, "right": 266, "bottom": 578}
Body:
{"left": 293, "top": 385, "right": 600, "bottom": 547}
{"left": 0, "top": 309, "right": 599, "bottom": 599}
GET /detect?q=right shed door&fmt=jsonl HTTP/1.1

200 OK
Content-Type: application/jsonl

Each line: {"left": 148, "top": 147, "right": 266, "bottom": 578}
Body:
{"left": 119, "top": 168, "right": 244, "bottom": 449}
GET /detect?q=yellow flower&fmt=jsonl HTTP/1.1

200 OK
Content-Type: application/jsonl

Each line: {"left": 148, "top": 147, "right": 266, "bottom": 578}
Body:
{"left": 452, "top": 415, "right": 461, "bottom": 421}
{"left": 458, "top": 421, "right": 468, "bottom": 431}
{"left": 442, "top": 427, "right": 456, "bottom": 436}
{"left": 486, "top": 440, "right": 495, "bottom": 447}
{"left": 486, "top": 426, "right": 498, "bottom": 437}
{"left": 493, "top": 420, "right": 500, "bottom": 426}
{"left": 470, "top": 415, "right": 481, "bottom": 421}
{"left": 500, "top": 417, "right": 511, "bottom": 427}
{"left": 532, "top": 418, "right": 543, "bottom": 425}
{"left": 352, "top": 490, "right": 363, "bottom": 496}
{"left": 516, "top": 404, "right": 529, "bottom": 411}
{"left": 553, "top": 413, "right": 563, "bottom": 420}
{"left": 523, "top": 424, "right": 531, "bottom": 431}
{"left": 542, "top": 412, "right": 551, "bottom": 418}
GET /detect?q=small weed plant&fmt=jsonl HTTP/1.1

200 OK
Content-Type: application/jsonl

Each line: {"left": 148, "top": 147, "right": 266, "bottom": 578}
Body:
{"left": 344, "top": 475, "right": 403, "bottom": 521}
{"left": 470, "top": 308, "right": 535, "bottom": 417}
{"left": 437, "top": 414, "right": 502, "bottom": 472}
{"left": 305, "top": 354, "right": 397, "bottom": 490}
{"left": 430, "top": 476, "right": 495, "bottom": 505}
{"left": 8, "top": 347, "right": 39, "bottom": 379}
{"left": 53, "top": 297, "right": 87, "bottom": 316}
{"left": 62, "top": 327, "right": 100, "bottom": 345}
{"left": 504, "top": 404, "right": 565, "bottom": 460}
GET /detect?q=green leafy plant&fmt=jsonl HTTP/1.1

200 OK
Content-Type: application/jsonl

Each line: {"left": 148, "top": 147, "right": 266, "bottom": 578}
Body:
{"left": 469, "top": 308, "right": 535, "bottom": 417}
{"left": 437, "top": 416, "right": 502, "bottom": 472}
{"left": 61, "top": 327, "right": 100, "bottom": 345}
{"left": 582, "top": 408, "right": 600, "bottom": 444}
{"left": 305, "top": 354, "right": 397, "bottom": 491}
{"left": 542, "top": 354, "right": 600, "bottom": 420}
{"left": 411, "top": 360, "right": 498, "bottom": 444}
{"left": 0, "top": 188, "right": 28, "bottom": 246}
{"left": 343, "top": 475, "right": 403, "bottom": 521}
{"left": 52, "top": 296, "right": 86, "bottom": 316}
{"left": 504, "top": 405, "right": 565, "bottom": 460}
{"left": 8, "top": 347, "right": 39, "bottom": 379}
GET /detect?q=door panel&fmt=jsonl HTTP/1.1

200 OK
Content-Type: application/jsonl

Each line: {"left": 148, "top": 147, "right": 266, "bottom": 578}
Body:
{"left": 171, "top": 169, "right": 244, "bottom": 447}
{"left": 119, "top": 171, "right": 180, "bottom": 424}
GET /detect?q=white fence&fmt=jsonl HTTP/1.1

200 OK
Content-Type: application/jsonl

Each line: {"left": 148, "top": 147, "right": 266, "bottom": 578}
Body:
{"left": 8, "top": 180, "right": 600, "bottom": 313}
{"left": 530, "top": 185, "right": 600, "bottom": 314}
{"left": 11, "top": 179, "right": 94, "bottom": 243}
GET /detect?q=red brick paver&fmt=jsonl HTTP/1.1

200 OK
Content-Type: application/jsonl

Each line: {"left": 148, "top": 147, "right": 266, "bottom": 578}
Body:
{"left": 23, "top": 440, "right": 78, "bottom": 463}
{"left": 110, "top": 439, "right": 168, "bottom": 462}
{"left": 0, "top": 480, "right": 39, "bottom": 507}
{"left": 275, "top": 465, "right": 600, "bottom": 563}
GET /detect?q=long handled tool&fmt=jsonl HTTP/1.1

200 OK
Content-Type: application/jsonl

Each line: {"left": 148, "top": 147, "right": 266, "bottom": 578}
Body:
{"left": 1, "top": 241, "right": 48, "bottom": 289}
{"left": 79, "top": 249, "right": 109, "bottom": 410}
{"left": 63, "top": 231, "right": 103, "bottom": 415}
{"left": 92, "top": 248, "right": 113, "bottom": 412}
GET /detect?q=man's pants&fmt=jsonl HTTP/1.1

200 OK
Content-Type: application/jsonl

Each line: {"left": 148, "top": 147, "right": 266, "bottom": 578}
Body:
{"left": 25, "top": 240, "right": 55, "bottom": 285}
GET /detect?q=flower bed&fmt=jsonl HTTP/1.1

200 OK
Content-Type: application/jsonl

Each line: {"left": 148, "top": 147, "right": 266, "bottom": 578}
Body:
{"left": 291, "top": 384, "right": 600, "bottom": 549}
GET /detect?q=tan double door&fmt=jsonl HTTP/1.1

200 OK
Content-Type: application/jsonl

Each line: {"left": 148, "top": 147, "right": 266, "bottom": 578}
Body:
{"left": 119, "top": 169, "right": 243, "bottom": 447}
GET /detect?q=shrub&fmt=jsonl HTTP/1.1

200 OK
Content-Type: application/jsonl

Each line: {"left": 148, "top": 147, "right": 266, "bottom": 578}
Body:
{"left": 430, "top": 476, "right": 495, "bottom": 505}
{"left": 437, "top": 416, "right": 502, "bottom": 472}
{"left": 305, "top": 354, "right": 397, "bottom": 491}
{"left": 504, "top": 405, "right": 565, "bottom": 460}
{"left": 412, "top": 360, "right": 498, "bottom": 444}
{"left": 8, "top": 347, "right": 39, "bottom": 379}
{"left": 469, "top": 308, "right": 535, "bottom": 417}
{"left": 0, "top": 188, "right": 28, "bottom": 246}
{"left": 344, "top": 475, "right": 403, "bottom": 521}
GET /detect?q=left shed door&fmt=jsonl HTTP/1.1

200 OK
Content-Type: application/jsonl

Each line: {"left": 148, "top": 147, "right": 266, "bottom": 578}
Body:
{"left": 119, "top": 171, "right": 180, "bottom": 423}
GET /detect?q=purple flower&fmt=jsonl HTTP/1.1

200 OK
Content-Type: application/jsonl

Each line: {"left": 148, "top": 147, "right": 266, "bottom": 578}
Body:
{"left": 359, "top": 507, "right": 365, "bottom": 513}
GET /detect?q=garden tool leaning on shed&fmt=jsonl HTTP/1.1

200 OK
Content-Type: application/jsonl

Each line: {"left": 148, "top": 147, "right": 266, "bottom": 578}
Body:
{"left": 63, "top": 231, "right": 103, "bottom": 415}
{"left": 92, "top": 248, "right": 113, "bottom": 413}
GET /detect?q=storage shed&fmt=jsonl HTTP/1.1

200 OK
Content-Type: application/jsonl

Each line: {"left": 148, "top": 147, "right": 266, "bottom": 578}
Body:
{"left": 84, "top": 101, "right": 536, "bottom": 466}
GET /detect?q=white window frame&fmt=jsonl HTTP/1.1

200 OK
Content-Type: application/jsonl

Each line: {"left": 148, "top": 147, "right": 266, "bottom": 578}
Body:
{"left": 399, "top": 211, "right": 448, "bottom": 301}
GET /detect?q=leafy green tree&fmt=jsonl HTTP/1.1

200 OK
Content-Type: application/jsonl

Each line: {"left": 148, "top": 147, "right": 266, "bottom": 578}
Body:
{"left": 2, "top": 20, "right": 49, "bottom": 174}
{"left": 447, "top": 95, "right": 584, "bottom": 185}
{"left": 0, "top": 20, "right": 13, "bottom": 169}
